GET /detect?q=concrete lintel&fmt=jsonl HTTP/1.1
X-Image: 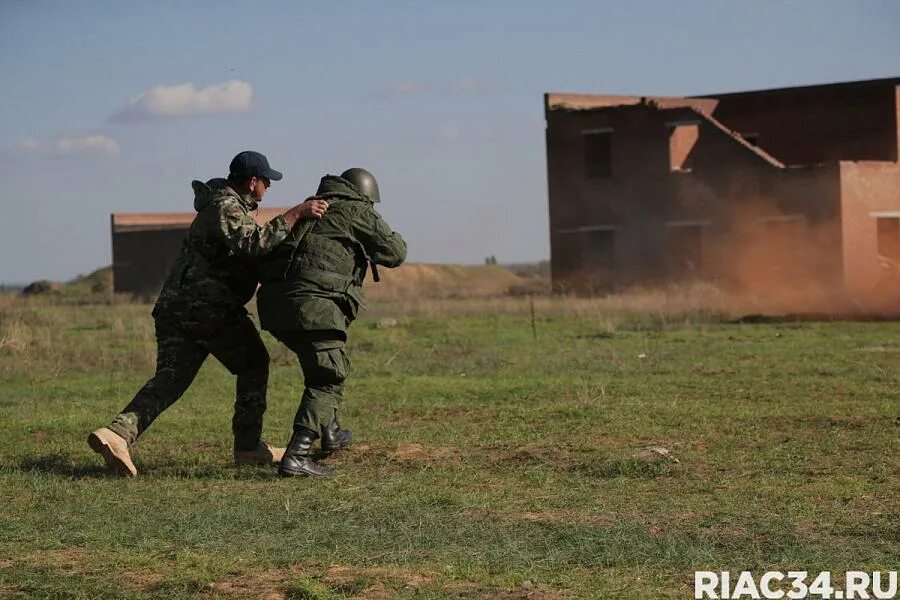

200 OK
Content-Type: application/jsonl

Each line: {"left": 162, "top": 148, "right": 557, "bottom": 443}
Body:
{"left": 664, "top": 119, "right": 702, "bottom": 128}
{"left": 869, "top": 211, "right": 900, "bottom": 218}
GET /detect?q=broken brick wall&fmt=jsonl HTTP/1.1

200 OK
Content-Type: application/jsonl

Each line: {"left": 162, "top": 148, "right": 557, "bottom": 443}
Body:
{"left": 839, "top": 160, "right": 900, "bottom": 295}
{"left": 545, "top": 103, "right": 843, "bottom": 292}
{"left": 703, "top": 79, "right": 899, "bottom": 166}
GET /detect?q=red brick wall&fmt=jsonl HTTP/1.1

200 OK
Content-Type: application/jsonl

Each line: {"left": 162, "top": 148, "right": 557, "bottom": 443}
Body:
{"left": 668, "top": 123, "right": 699, "bottom": 171}
{"left": 896, "top": 85, "right": 900, "bottom": 158}
{"left": 704, "top": 79, "right": 899, "bottom": 166}
{"left": 112, "top": 227, "right": 189, "bottom": 295}
{"left": 839, "top": 161, "right": 900, "bottom": 293}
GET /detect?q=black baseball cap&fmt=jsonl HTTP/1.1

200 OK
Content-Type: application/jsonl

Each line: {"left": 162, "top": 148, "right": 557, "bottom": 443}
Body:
{"left": 229, "top": 151, "right": 283, "bottom": 181}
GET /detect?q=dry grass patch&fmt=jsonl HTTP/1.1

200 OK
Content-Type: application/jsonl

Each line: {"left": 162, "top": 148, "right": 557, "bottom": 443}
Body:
{"left": 8, "top": 547, "right": 96, "bottom": 578}
{"left": 323, "top": 564, "right": 437, "bottom": 598}
{"left": 116, "top": 569, "right": 168, "bottom": 595}
{"left": 201, "top": 569, "right": 286, "bottom": 600}
{"left": 442, "top": 580, "right": 574, "bottom": 600}
{"left": 338, "top": 442, "right": 461, "bottom": 466}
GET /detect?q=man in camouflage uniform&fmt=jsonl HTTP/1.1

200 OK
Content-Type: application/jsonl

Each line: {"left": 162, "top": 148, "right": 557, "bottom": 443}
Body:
{"left": 87, "top": 151, "right": 328, "bottom": 477}
{"left": 257, "top": 168, "right": 406, "bottom": 477}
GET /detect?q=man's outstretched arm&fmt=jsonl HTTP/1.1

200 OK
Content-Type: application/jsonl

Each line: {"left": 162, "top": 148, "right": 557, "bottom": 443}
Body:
{"left": 219, "top": 198, "right": 329, "bottom": 258}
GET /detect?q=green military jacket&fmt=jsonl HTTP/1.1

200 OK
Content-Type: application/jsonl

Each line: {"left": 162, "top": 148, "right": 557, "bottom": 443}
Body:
{"left": 257, "top": 175, "right": 406, "bottom": 334}
{"left": 154, "top": 178, "right": 291, "bottom": 318}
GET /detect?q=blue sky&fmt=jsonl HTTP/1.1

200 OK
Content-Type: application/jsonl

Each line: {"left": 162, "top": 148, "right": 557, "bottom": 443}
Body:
{"left": 1, "top": 0, "right": 898, "bottom": 283}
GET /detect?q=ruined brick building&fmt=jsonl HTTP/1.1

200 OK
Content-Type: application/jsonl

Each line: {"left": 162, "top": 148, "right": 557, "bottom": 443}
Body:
{"left": 110, "top": 208, "right": 287, "bottom": 295}
{"left": 544, "top": 77, "right": 900, "bottom": 294}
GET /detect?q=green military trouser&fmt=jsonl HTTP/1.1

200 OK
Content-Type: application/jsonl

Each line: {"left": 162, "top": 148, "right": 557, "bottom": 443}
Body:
{"left": 269, "top": 329, "right": 349, "bottom": 435}
{"left": 108, "top": 312, "right": 269, "bottom": 451}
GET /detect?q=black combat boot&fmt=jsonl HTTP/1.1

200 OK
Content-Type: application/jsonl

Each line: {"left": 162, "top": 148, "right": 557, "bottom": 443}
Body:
{"left": 278, "top": 428, "right": 334, "bottom": 477}
{"left": 321, "top": 415, "right": 352, "bottom": 453}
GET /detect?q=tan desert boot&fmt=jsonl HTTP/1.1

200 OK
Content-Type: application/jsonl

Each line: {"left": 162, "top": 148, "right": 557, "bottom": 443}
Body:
{"left": 87, "top": 427, "right": 137, "bottom": 477}
{"left": 234, "top": 442, "right": 285, "bottom": 466}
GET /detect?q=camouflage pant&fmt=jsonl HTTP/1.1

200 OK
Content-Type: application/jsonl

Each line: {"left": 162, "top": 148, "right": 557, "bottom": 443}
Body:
{"left": 269, "top": 330, "right": 348, "bottom": 436}
{"left": 108, "top": 312, "right": 269, "bottom": 451}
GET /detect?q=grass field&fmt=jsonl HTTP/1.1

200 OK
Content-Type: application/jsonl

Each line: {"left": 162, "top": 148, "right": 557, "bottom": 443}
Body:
{"left": 0, "top": 292, "right": 897, "bottom": 599}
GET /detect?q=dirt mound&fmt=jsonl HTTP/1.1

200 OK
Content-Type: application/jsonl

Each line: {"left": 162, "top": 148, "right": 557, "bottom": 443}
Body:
{"left": 21, "top": 280, "right": 61, "bottom": 295}
{"left": 67, "top": 266, "right": 112, "bottom": 295}
{"left": 362, "top": 263, "right": 537, "bottom": 299}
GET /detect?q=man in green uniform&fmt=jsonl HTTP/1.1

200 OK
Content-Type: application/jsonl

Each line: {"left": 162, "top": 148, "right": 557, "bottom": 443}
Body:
{"left": 87, "top": 151, "right": 328, "bottom": 477}
{"left": 257, "top": 168, "right": 407, "bottom": 477}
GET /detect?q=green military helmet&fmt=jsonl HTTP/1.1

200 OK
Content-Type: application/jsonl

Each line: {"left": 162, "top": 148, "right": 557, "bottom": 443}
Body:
{"left": 340, "top": 168, "right": 380, "bottom": 203}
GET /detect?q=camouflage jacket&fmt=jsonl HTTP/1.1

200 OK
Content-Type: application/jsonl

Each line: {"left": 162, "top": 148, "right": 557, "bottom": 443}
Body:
{"left": 256, "top": 175, "right": 406, "bottom": 334}
{"left": 154, "top": 178, "right": 291, "bottom": 318}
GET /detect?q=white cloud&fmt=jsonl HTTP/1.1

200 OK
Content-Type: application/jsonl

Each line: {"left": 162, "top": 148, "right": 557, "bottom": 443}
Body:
{"left": 111, "top": 80, "right": 254, "bottom": 122}
{"left": 14, "top": 133, "right": 120, "bottom": 158}
{"left": 56, "top": 134, "right": 120, "bottom": 156}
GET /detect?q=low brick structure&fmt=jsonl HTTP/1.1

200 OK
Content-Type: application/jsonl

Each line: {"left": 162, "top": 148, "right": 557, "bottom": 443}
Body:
{"left": 110, "top": 208, "right": 289, "bottom": 295}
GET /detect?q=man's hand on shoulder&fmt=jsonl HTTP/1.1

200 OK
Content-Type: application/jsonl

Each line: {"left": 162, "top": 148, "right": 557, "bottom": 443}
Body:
{"left": 298, "top": 197, "right": 328, "bottom": 219}
{"left": 283, "top": 198, "right": 328, "bottom": 228}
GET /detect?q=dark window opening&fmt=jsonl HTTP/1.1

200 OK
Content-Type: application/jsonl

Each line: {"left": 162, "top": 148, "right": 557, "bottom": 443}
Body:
{"left": 588, "top": 229, "right": 615, "bottom": 266}
{"left": 584, "top": 132, "right": 612, "bottom": 178}
{"left": 666, "top": 225, "right": 704, "bottom": 274}
{"left": 877, "top": 217, "right": 900, "bottom": 262}
{"left": 552, "top": 235, "right": 580, "bottom": 278}
{"left": 553, "top": 228, "right": 615, "bottom": 282}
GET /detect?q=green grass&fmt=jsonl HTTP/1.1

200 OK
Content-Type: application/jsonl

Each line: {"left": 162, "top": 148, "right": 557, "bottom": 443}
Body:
{"left": 0, "top": 296, "right": 897, "bottom": 598}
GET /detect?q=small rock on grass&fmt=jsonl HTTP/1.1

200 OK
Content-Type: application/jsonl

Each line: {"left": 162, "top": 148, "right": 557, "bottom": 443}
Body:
{"left": 633, "top": 446, "right": 679, "bottom": 463}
